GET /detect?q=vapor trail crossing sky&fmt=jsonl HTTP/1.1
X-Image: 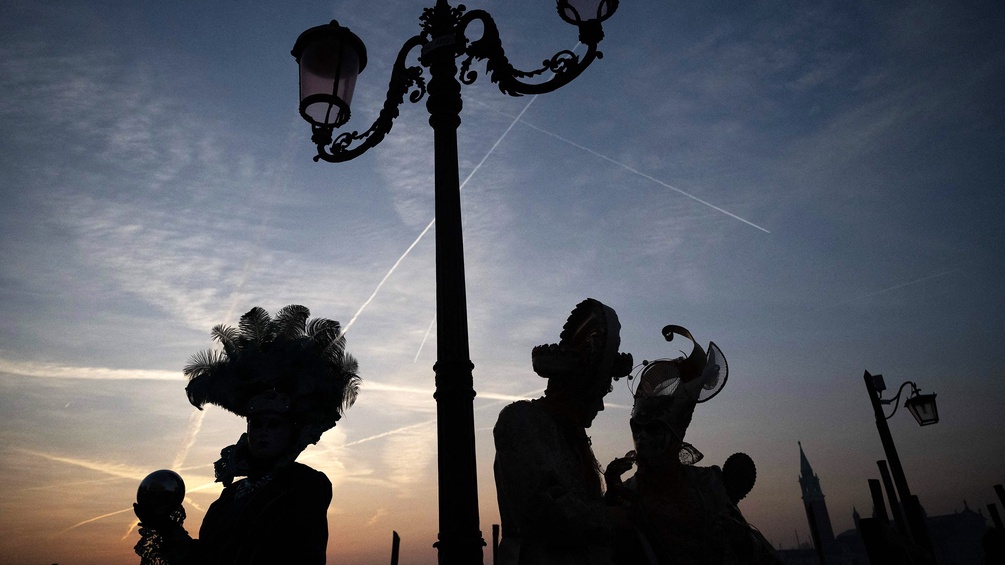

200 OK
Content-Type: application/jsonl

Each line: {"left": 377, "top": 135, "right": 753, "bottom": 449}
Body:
{"left": 471, "top": 99, "right": 772, "bottom": 233}
{"left": 342, "top": 91, "right": 542, "bottom": 336}
{"left": 821, "top": 269, "right": 960, "bottom": 309}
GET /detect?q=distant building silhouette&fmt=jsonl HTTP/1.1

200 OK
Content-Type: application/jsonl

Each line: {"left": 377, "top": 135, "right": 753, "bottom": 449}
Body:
{"left": 927, "top": 501, "right": 988, "bottom": 565}
{"left": 778, "top": 443, "right": 991, "bottom": 565}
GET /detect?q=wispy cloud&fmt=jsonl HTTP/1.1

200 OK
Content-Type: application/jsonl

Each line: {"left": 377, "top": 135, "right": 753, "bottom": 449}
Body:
{"left": 0, "top": 360, "right": 179, "bottom": 381}
{"left": 366, "top": 507, "right": 389, "bottom": 527}
{"left": 382, "top": 426, "right": 436, "bottom": 496}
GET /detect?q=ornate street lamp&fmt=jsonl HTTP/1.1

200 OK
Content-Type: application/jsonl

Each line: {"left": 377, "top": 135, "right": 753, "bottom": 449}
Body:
{"left": 873, "top": 374, "right": 940, "bottom": 427}
{"left": 292, "top": 2, "right": 618, "bottom": 564}
{"left": 863, "top": 371, "right": 938, "bottom": 556}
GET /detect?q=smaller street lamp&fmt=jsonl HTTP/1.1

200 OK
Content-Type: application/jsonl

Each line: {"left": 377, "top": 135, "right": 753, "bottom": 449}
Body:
{"left": 872, "top": 373, "right": 940, "bottom": 427}
{"left": 863, "top": 371, "right": 938, "bottom": 557}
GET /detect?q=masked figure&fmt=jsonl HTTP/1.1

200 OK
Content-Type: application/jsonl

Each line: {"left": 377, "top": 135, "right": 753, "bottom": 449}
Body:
{"left": 493, "top": 299, "right": 634, "bottom": 565}
{"left": 134, "top": 305, "right": 361, "bottom": 565}
{"left": 605, "top": 325, "right": 779, "bottom": 565}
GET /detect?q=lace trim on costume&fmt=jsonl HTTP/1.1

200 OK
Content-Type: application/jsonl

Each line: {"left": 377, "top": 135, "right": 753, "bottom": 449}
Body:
{"left": 236, "top": 473, "right": 274, "bottom": 499}
{"left": 134, "top": 507, "right": 187, "bottom": 565}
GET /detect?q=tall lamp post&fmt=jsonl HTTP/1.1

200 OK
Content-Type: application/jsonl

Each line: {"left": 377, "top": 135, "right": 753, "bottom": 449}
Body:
{"left": 291, "top": 2, "right": 618, "bottom": 563}
{"left": 863, "top": 370, "right": 939, "bottom": 556}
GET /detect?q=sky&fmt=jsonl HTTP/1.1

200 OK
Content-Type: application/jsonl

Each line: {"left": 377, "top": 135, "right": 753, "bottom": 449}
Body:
{"left": 1, "top": 0, "right": 1004, "bottom": 563}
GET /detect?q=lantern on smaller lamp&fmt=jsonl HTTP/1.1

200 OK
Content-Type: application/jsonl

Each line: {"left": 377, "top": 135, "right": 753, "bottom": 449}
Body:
{"left": 292, "top": 21, "right": 367, "bottom": 129}
{"left": 905, "top": 391, "right": 939, "bottom": 426}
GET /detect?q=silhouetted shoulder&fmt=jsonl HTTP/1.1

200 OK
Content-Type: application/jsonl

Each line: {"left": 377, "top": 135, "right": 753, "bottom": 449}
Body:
{"left": 285, "top": 462, "right": 333, "bottom": 505}
{"left": 496, "top": 400, "right": 536, "bottom": 423}
{"left": 287, "top": 462, "right": 332, "bottom": 487}
{"left": 494, "top": 400, "right": 551, "bottom": 441}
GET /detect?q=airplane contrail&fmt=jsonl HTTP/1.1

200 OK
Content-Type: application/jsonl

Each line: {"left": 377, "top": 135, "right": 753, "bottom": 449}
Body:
{"left": 338, "top": 384, "right": 633, "bottom": 450}
{"left": 341, "top": 418, "right": 436, "bottom": 448}
{"left": 122, "top": 521, "right": 139, "bottom": 541}
{"left": 822, "top": 269, "right": 959, "bottom": 309}
{"left": 58, "top": 508, "right": 134, "bottom": 535}
{"left": 171, "top": 409, "right": 206, "bottom": 470}
{"left": 341, "top": 220, "right": 435, "bottom": 337}
{"left": 342, "top": 92, "right": 542, "bottom": 337}
{"left": 414, "top": 315, "right": 437, "bottom": 363}
{"left": 77, "top": 482, "right": 223, "bottom": 536}
{"left": 341, "top": 383, "right": 542, "bottom": 448}
{"left": 17, "top": 474, "right": 128, "bottom": 493}
{"left": 20, "top": 450, "right": 216, "bottom": 493}
{"left": 20, "top": 450, "right": 150, "bottom": 480}
{"left": 362, "top": 379, "right": 541, "bottom": 403}
{"left": 404, "top": 92, "right": 545, "bottom": 356}
{"left": 343, "top": 44, "right": 577, "bottom": 342}
{"left": 16, "top": 462, "right": 211, "bottom": 495}
{"left": 469, "top": 98, "right": 772, "bottom": 234}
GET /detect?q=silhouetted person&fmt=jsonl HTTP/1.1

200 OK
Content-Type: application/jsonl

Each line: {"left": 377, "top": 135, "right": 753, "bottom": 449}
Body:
{"left": 134, "top": 305, "right": 360, "bottom": 565}
{"left": 605, "top": 325, "right": 779, "bottom": 565}
{"left": 493, "top": 299, "right": 633, "bottom": 565}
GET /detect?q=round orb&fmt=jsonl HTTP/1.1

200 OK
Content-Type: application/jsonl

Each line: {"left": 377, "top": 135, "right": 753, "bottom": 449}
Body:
{"left": 136, "top": 469, "right": 186, "bottom": 516}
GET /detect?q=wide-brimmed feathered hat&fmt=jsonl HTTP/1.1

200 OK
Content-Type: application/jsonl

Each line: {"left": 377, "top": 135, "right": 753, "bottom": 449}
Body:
{"left": 183, "top": 305, "right": 360, "bottom": 482}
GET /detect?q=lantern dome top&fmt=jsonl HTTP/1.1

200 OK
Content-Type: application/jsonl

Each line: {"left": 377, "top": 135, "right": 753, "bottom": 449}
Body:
{"left": 292, "top": 20, "right": 368, "bottom": 73}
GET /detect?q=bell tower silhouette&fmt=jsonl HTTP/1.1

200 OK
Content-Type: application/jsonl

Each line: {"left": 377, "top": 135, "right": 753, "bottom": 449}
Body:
{"left": 799, "top": 442, "right": 835, "bottom": 558}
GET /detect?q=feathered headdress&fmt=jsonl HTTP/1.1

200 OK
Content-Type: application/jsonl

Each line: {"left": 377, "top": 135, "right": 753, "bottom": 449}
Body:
{"left": 183, "top": 305, "right": 360, "bottom": 482}
{"left": 630, "top": 324, "right": 727, "bottom": 464}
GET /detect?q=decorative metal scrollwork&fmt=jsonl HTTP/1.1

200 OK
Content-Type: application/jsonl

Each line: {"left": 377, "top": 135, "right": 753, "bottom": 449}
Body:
{"left": 314, "top": 35, "right": 429, "bottom": 162}
{"left": 455, "top": 9, "right": 598, "bottom": 97}
{"left": 311, "top": 1, "right": 611, "bottom": 160}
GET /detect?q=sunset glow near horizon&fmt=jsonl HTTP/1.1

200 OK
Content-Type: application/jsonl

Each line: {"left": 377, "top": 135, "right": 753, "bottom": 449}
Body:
{"left": 2, "top": 1, "right": 1004, "bottom": 564}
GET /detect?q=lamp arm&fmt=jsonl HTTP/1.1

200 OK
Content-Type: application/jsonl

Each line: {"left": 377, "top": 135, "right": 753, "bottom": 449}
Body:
{"left": 455, "top": 9, "right": 601, "bottom": 97}
{"left": 881, "top": 380, "right": 919, "bottom": 420}
{"left": 313, "top": 35, "right": 429, "bottom": 163}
